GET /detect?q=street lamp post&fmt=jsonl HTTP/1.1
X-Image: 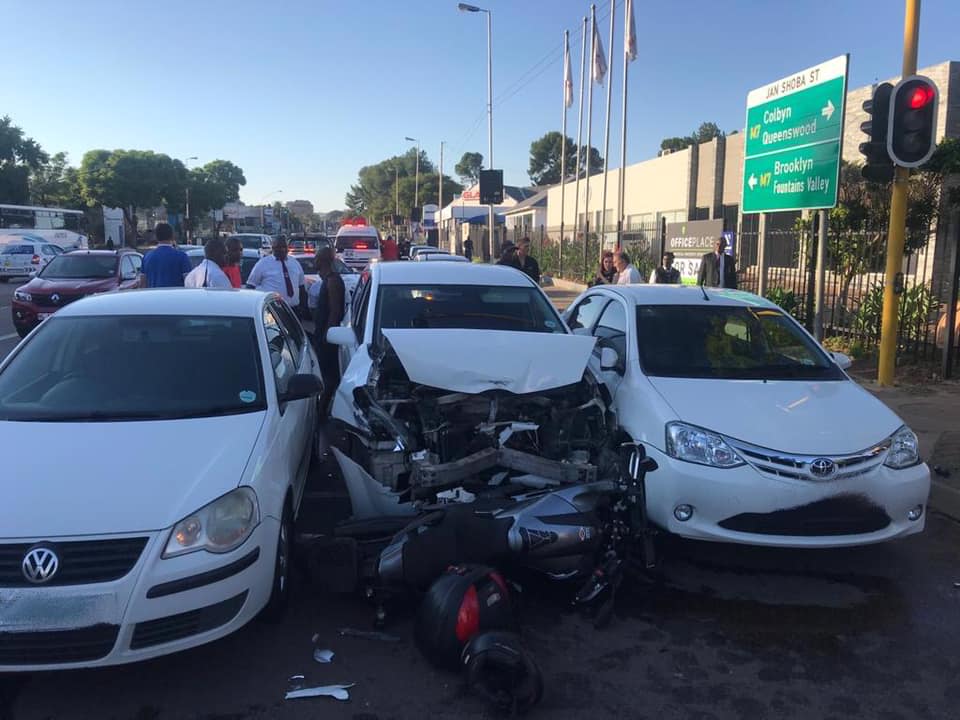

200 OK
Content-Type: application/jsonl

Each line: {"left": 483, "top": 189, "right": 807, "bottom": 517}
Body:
{"left": 458, "top": 3, "right": 494, "bottom": 261}
{"left": 404, "top": 137, "right": 420, "bottom": 210}
{"left": 184, "top": 156, "right": 198, "bottom": 244}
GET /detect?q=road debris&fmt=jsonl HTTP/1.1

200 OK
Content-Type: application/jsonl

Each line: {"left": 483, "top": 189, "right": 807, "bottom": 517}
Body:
{"left": 313, "top": 648, "right": 335, "bottom": 663}
{"left": 285, "top": 683, "right": 354, "bottom": 701}
{"left": 338, "top": 627, "right": 401, "bottom": 642}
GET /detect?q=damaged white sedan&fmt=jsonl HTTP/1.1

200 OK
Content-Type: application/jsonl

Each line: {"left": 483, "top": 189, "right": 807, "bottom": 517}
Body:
{"left": 325, "top": 263, "right": 615, "bottom": 517}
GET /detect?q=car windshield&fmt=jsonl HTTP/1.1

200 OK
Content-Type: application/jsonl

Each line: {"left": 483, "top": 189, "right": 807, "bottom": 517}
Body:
{"left": 635, "top": 305, "right": 844, "bottom": 380}
{"left": 232, "top": 236, "right": 262, "bottom": 251}
{"left": 296, "top": 256, "right": 316, "bottom": 273}
{"left": 376, "top": 284, "right": 565, "bottom": 334}
{"left": 40, "top": 255, "right": 117, "bottom": 279}
{"left": 0, "top": 315, "right": 266, "bottom": 421}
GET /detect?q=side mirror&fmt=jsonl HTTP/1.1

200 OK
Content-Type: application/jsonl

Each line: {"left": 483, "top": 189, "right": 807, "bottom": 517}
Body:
{"left": 280, "top": 373, "right": 322, "bottom": 402}
{"left": 829, "top": 351, "right": 853, "bottom": 370}
{"left": 327, "top": 326, "right": 357, "bottom": 347}
{"left": 600, "top": 346, "right": 623, "bottom": 374}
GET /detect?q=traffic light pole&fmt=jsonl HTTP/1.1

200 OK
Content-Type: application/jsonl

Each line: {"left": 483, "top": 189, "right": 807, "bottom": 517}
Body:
{"left": 878, "top": 0, "right": 920, "bottom": 386}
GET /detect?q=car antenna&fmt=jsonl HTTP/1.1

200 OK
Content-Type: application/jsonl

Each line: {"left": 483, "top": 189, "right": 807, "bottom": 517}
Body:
{"left": 699, "top": 283, "right": 710, "bottom": 301}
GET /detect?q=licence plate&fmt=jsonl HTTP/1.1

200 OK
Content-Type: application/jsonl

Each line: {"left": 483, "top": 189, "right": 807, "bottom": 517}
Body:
{"left": 0, "top": 589, "right": 119, "bottom": 631}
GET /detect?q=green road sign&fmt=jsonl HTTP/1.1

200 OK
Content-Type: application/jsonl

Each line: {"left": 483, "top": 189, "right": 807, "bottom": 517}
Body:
{"left": 742, "top": 55, "right": 848, "bottom": 214}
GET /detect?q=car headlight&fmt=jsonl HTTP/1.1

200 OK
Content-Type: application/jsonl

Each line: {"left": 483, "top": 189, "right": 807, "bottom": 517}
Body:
{"left": 163, "top": 487, "right": 260, "bottom": 558}
{"left": 883, "top": 426, "right": 920, "bottom": 469}
{"left": 14, "top": 290, "right": 31, "bottom": 302}
{"left": 666, "top": 422, "right": 744, "bottom": 468}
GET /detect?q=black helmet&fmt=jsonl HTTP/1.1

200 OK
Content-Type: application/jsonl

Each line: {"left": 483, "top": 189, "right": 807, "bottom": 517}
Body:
{"left": 461, "top": 631, "right": 543, "bottom": 714}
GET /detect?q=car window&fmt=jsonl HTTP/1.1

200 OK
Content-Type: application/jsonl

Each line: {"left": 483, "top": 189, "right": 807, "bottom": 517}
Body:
{"left": 40, "top": 255, "right": 117, "bottom": 279}
{"left": 263, "top": 306, "right": 297, "bottom": 395}
{"left": 130, "top": 255, "right": 142, "bottom": 271}
{"left": 0, "top": 316, "right": 266, "bottom": 421}
{"left": 120, "top": 256, "right": 135, "bottom": 278}
{"left": 336, "top": 235, "right": 379, "bottom": 251}
{"left": 352, "top": 276, "right": 372, "bottom": 342}
{"left": 271, "top": 300, "right": 305, "bottom": 358}
{"left": 375, "top": 284, "right": 565, "bottom": 335}
{"left": 1, "top": 244, "right": 32, "bottom": 255}
{"left": 567, "top": 295, "right": 608, "bottom": 332}
{"left": 634, "top": 305, "right": 845, "bottom": 381}
{"left": 40, "top": 244, "right": 57, "bottom": 256}
{"left": 593, "top": 301, "right": 627, "bottom": 358}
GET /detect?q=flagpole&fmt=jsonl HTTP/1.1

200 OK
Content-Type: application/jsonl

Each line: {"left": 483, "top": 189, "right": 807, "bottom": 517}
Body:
{"left": 583, "top": 4, "right": 597, "bottom": 279}
{"left": 571, "top": 15, "right": 587, "bottom": 278}
{"left": 617, "top": 0, "right": 635, "bottom": 251}
{"left": 559, "top": 29, "right": 569, "bottom": 274}
{"left": 599, "top": 0, "right": 615, "bottom": 256}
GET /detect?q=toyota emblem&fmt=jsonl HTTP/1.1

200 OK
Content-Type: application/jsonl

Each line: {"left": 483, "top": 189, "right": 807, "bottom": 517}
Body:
{"left": 51, "top": 293, "right": 61, "bottom": 304}
{"left": 22, "top": 546, "right": 60, "bottom": 584}
{"left": 810, "top": 457, "right": 837, "bottom": 479}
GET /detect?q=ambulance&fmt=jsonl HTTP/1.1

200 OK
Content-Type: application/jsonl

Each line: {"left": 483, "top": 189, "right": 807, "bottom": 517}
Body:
{"left": 334, "top": 217, "right": 381, "bottom": 271}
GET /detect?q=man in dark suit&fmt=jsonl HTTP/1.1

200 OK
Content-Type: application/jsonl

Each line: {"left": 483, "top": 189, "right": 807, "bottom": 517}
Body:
{"left": 697, "top": 236, "right": 737, "bottom": 289}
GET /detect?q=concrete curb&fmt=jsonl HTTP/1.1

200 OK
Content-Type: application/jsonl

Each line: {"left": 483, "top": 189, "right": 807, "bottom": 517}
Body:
{"left": 930, "top": 480, "right": 960, "bottom": 523}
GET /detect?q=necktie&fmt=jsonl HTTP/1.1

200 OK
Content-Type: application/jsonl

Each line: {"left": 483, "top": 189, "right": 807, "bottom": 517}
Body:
{"left": 279, "top": 258, "right": 294, "bottom": 297}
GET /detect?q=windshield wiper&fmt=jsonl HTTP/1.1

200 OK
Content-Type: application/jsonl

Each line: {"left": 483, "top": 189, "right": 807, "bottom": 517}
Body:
{"left": 8, "top": 410, "right": 175, "bottom": 423}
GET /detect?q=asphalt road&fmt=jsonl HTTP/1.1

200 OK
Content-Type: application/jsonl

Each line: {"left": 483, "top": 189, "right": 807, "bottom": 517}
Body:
{"left": 3, "top": 447, "right": 959, "bottom": 720}
{"left": 0, "top": 282, "right": 21, "bottom": 360}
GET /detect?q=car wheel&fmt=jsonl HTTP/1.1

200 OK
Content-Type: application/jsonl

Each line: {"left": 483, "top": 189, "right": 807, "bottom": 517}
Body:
{"left": 259, "top": 502, "right": 293, "bottom": 622}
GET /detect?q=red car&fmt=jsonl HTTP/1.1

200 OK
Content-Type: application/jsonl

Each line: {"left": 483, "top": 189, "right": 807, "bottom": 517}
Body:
{"left": 11, "top": 250, "right": 143, "bottom": 338}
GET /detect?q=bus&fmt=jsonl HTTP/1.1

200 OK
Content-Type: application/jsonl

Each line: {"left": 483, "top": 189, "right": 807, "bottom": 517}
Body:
{"left": 0, "top": 204, "right": 89, "bottom": 250}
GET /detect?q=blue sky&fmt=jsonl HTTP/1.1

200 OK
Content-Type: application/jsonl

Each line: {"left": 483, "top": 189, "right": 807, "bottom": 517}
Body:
{"left": 3, "top": 0, "right": 957, "bottom": 211}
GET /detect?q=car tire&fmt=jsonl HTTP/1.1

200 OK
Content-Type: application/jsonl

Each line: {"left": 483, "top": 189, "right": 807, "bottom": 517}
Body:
{"left": 259, "top": 501, "right": 293, "bottom": 623}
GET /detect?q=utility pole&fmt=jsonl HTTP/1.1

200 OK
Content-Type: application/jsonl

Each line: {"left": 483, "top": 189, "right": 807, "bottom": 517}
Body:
{"left": 878, "top": 0, "right": 921, "bottom": 386}
{"left": 439, "top": 141, "right": 445, "bottom": 249}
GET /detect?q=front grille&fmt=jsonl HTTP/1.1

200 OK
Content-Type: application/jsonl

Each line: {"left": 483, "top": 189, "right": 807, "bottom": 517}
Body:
{"left": 719, "top": 494, "right": 892, "bottom": 536}
{"left": 130, "top": 592, "right": 248, "bottom": 650}
{"left": 31, "top": 293, "right": 83, "bottom": 309}
{"left": 730, "top": 439, "right": 890, "bottom": 482}
{"left": 0, "top": 625, "right": 119, "bottom": 665}
{"left": 0, "top": 537, "right": 149, "bottom": 587}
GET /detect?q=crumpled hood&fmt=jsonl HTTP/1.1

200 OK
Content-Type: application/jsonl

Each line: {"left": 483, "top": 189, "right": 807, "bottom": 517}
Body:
{"left": 647, "top": 377, "right": 904, "bottom": 454}
{"left": 0, "top": 413, "right": 265, "bottom": 538}
{"left": 381, "top": 329, "right": 597, "bottom": 395}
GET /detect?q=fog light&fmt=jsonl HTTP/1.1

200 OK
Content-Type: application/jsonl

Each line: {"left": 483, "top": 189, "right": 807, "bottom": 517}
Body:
{"left": 674, "top": 504, "right": 694, "bottom": 522}
{"left": 907, "top": 505, "right": 924, "bottom": 521}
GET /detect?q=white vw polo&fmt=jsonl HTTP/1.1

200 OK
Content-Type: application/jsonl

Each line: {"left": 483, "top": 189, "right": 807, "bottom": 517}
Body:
{"left": 0, "top": 289, "right": 322, "bottom": 670}
{"left": 563, "top": 285, "right": 930, "bottom": 548}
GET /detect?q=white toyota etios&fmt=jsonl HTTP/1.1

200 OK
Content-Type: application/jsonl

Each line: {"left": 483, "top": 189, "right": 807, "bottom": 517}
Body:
{"left": 563, "top": 284, "right": 930, "bottom": 548}
{"left": 0, "top": 289, "right": 321, "bottom": 671}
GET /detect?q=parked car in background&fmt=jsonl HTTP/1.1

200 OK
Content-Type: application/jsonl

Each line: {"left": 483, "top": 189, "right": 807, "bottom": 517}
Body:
{"left": 413, "top": 250, "right": 468, "bottom": 262}
{"left": 289, "top": 234, "right": 330, "bottom": 256}
{"left": 184, "top": 247, "right": 260, "bottom": 285}
{"left": 407, "top": 244, "right": 434, "bottom": 260}
{"left": 228, "top": 234, "right": 273, "bottom": 257}
{"left": 0, "top": 289, "right": 322, "bottom": 671}
{"left": 0, "top": 235, "right": 65, "bottom": 282}
{"left": 562, "top": 284, "right": 931, "bottom": 548}
{"left": 294, "top": 253, "right": 361, "bottom": 319}
{"left": 10, "top": 250, "right": 143, "bottom": 337}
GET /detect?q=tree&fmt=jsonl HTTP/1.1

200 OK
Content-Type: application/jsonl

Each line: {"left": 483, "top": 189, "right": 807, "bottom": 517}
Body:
{"left": 78, "top": 149, "right": 186, "bottom": 243}
{"left": 455, "top": 152, "right": 484, "bottom": 185}
{"left": 0, "top": 116, "right": 48, "bottom": 204}
{"left": 30, "top": 152, "right": 85, "bottom": 208}
{"left": 346, "top": 148, "right": 463, "bottom": 225}
{"left": 182, "top": 160, "right": 246, "bottom": 235}
{"left": 659, "top": 121, "right": 724, "bottom": 153}
{"left": 528, "top": 132, "right": 603, "bottom": 185}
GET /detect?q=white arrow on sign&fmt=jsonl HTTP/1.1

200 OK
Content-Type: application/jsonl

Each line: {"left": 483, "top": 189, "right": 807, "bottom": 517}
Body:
{"left": 748, "top": 174, "right": 758, "bottom": 190}
{"left": 821, "top": 99, "right": 835, "bottom": 120}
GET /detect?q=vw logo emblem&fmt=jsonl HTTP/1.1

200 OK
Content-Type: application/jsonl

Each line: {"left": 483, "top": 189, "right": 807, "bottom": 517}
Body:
{"left": 51, "top": 293, "right": 60, "bottom": 304}
{"left": 22, "top": 546, "right": 59, "bottom": 584}
{"left": 810, "top": 457, "right": 837, "bottom": 479}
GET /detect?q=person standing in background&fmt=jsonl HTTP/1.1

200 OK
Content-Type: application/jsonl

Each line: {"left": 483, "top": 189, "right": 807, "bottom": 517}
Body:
{"left": 591, "top": 250, "right": 617, "bottom": 286}
{"left": 650, "top": 252, "right": 681, "bottom": 284}
{"left": 697, "top": 236, "right": 737, "bottom": 289}
{"left": 463, "top": 237, "right": 474, "bottom": 262}
{"left": 223, "top": 236, "right": 244, "bottom": 288}
{"left": 614, "top": 250, "right": 642, "bottom": 284}
{"left": 141, "top": 222, "right": 191, "bottom": 288}
{"left": 517, "top": 237, "right": 541, "bottom": 284}
{"left": 381, "top": 234, "right": 399, "bottom": 262}
{"left": 184, "top": 238, "right": 232, "bottom": 288}
{"left": 308, "top": 246, "right": 346, "bottom": 412}
{"left": 246, "top": 237, "right": 305, "bottom": 310}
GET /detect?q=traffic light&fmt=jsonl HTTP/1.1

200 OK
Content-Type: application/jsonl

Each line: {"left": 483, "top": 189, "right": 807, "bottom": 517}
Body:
{"left": 859, "top": 82, "right": 894, "bottom": 183}
{"left": 888, "top": 75, "right": 939, "bottom": 168}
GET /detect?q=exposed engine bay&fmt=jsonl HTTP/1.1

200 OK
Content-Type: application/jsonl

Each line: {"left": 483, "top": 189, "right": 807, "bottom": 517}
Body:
{"left": 334, "top": 335, "right": 618, "bottom": 510}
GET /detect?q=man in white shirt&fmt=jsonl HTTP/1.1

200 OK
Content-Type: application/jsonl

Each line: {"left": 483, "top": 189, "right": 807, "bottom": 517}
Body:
{"left": 246, "top": 236, "right": 305, "bottom": 308}
{"left": 614, "top": 250, "right": 643, "bottom": 284}
{"left": 184, "top": 238, "right": 233, "bottom": 288}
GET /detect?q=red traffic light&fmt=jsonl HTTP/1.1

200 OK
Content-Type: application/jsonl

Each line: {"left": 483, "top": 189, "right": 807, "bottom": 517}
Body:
{"left": 907, "top": 84, "right": 935, "bottom": 109}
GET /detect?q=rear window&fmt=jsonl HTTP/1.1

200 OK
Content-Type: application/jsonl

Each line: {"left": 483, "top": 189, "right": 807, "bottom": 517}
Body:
{"left": 1, "top": 245, "right": 32, "bottom": 255}
{"left": 41, "top": 255, "right": 118, "bottom": 279}
{"left": 231, "top": 236, "right": 263, "bottom": 251}
{"left": 336, "top": 235, "right": 379, "bottom": 251}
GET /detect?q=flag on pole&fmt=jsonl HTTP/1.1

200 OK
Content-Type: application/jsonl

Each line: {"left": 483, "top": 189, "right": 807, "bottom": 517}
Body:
{"left": 625, "top": 0, "right": 637, "bottom": 62}
{"left": 592, "top": 21, "right": 607, "bottom": 84}
{"left": 563, "top": 33, "right": 574, "bottom": 108}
